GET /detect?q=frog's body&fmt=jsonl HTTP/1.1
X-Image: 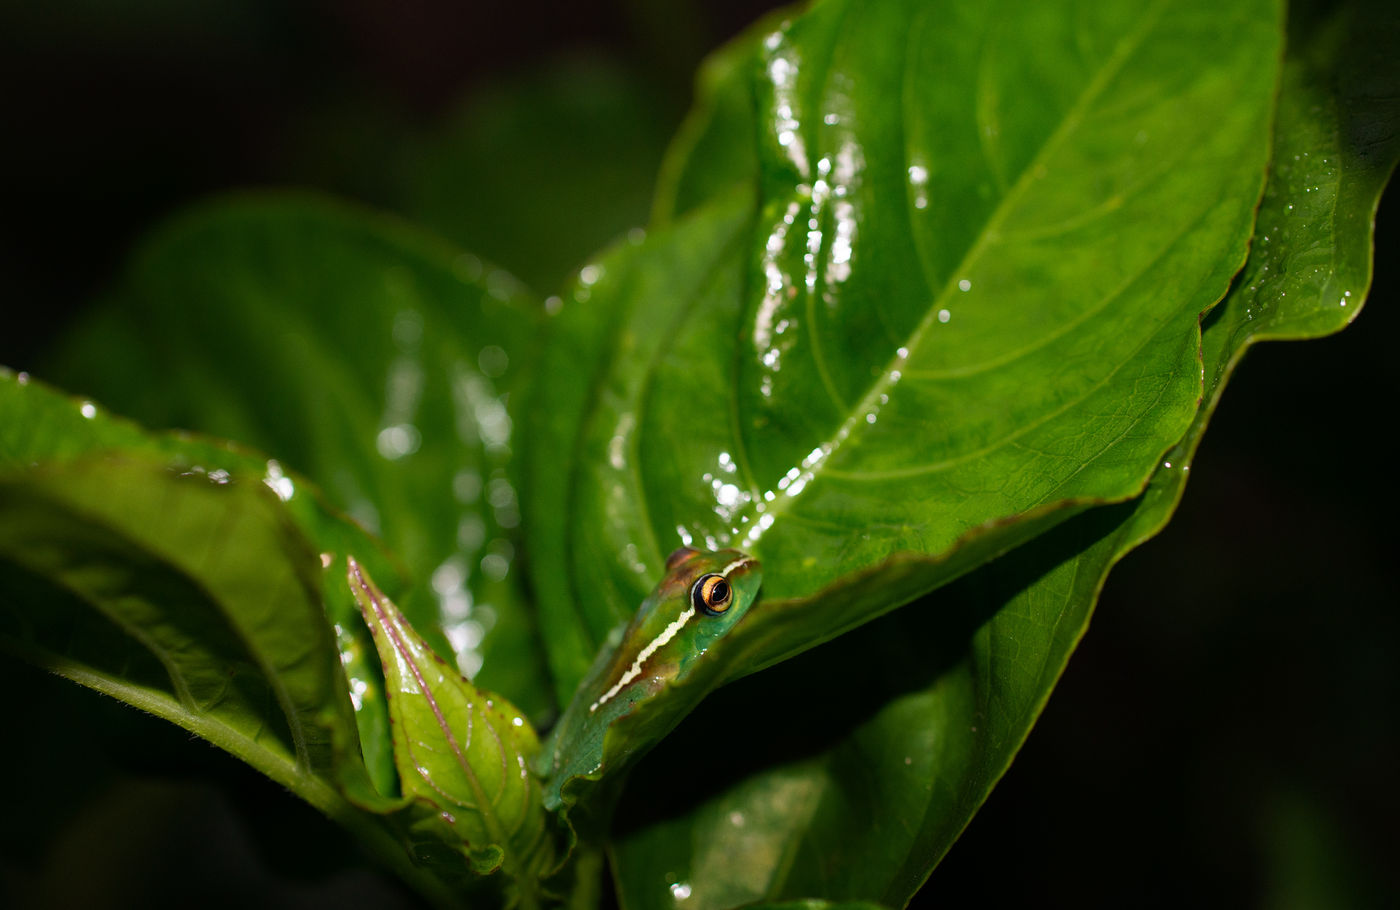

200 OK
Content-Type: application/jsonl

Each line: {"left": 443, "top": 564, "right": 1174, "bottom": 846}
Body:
{"left": 539, "top": 547, "right": 761, "bottom": 810}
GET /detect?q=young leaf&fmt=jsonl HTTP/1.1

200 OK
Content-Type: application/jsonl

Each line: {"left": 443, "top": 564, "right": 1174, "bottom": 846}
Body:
{"left": 347, "top": 557, "right": 553, "bottom": 884}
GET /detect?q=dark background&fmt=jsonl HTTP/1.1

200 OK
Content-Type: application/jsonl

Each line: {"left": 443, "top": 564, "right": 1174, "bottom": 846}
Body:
{"left": 2, "top": 2, "right": 1395, "bottom": 907}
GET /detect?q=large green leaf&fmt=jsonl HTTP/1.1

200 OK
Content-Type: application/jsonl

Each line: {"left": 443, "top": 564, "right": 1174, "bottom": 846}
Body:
{"left": 0, "top": 456, "right": 466, "bottom": 906}
{"left": 526, "top": 0, "right": 1279, "bottom": 702}
{"left": 47, "top": 195, "right": 554, "bottom": 732}
{"left": 609, "top": 1, "right": 1398, "bottom": 906}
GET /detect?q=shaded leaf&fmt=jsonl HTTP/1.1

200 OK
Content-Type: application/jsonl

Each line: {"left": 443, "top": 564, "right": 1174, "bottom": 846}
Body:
{"left": 0, "top": 456, "right": 465, "bottom": 906}
{"left": 0, "top": 367, "right": 405, "bottom": 793}
{"left": 611, "top": 504, "right": 1137, "bottom": 909}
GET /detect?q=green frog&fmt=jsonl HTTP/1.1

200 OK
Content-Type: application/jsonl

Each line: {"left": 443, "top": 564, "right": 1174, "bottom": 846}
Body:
{"left": 539, "top": 546, "right": 762, "bottom": 812}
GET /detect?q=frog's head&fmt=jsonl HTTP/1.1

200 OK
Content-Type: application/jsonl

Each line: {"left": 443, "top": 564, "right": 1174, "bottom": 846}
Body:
{"left": 651, "top": 546, "right": 762, "bottom": 651}
{"left": 541, "top": 546, "right": 763, "bottom": 806}
{"left": 588, "top": 546, "right": 762, "bottom": 714}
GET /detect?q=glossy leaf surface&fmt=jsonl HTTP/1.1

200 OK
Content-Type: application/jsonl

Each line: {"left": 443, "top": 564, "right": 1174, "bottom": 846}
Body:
{"left": 48, "top": 196, "right": 554, "bottom": 736}
{"left": 349, "top": 558, "right": 551, "bottom": 880}
{"left": 610, "top": 2, "right": 1397, "bottom": 907}
{"left": 527, "top": 0, "right": 1279, "bottom": 702}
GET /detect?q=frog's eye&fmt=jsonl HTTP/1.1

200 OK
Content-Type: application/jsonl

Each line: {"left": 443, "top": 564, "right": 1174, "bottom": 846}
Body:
{"left": 693, "top": 574, "right": 732, "bottom": 616}
{"left": 666, "top": 546, "right": 700, "bottom": 570}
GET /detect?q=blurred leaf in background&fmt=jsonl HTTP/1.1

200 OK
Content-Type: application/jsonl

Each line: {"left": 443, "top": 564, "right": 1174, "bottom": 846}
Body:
{"left": 395, "top": 56, "right": 678, "bottom": 294}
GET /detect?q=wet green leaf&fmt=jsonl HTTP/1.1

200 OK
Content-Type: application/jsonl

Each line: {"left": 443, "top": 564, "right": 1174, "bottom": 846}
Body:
{"left": 348, "top": 558, "right": 553, "bottom": 883}
{"left": 527, "top": 0, "right": 1280, "bottom": 701}
{"left": 1115, "top": 0, "right": 1400, "bottom": 546}
{"left": 609, "top": 1, "right": 1397, "bottom": 906}
{"left": 0, "top": 372, "right": 402, "bottom": 590}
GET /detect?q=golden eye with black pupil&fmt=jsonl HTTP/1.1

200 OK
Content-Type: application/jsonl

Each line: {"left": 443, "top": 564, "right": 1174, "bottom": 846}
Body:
{"left": 666, "top": 546, "right": 700, "bottom": 570}
{"left": 693, "top": 574, "right": 732, "bottom": 615}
